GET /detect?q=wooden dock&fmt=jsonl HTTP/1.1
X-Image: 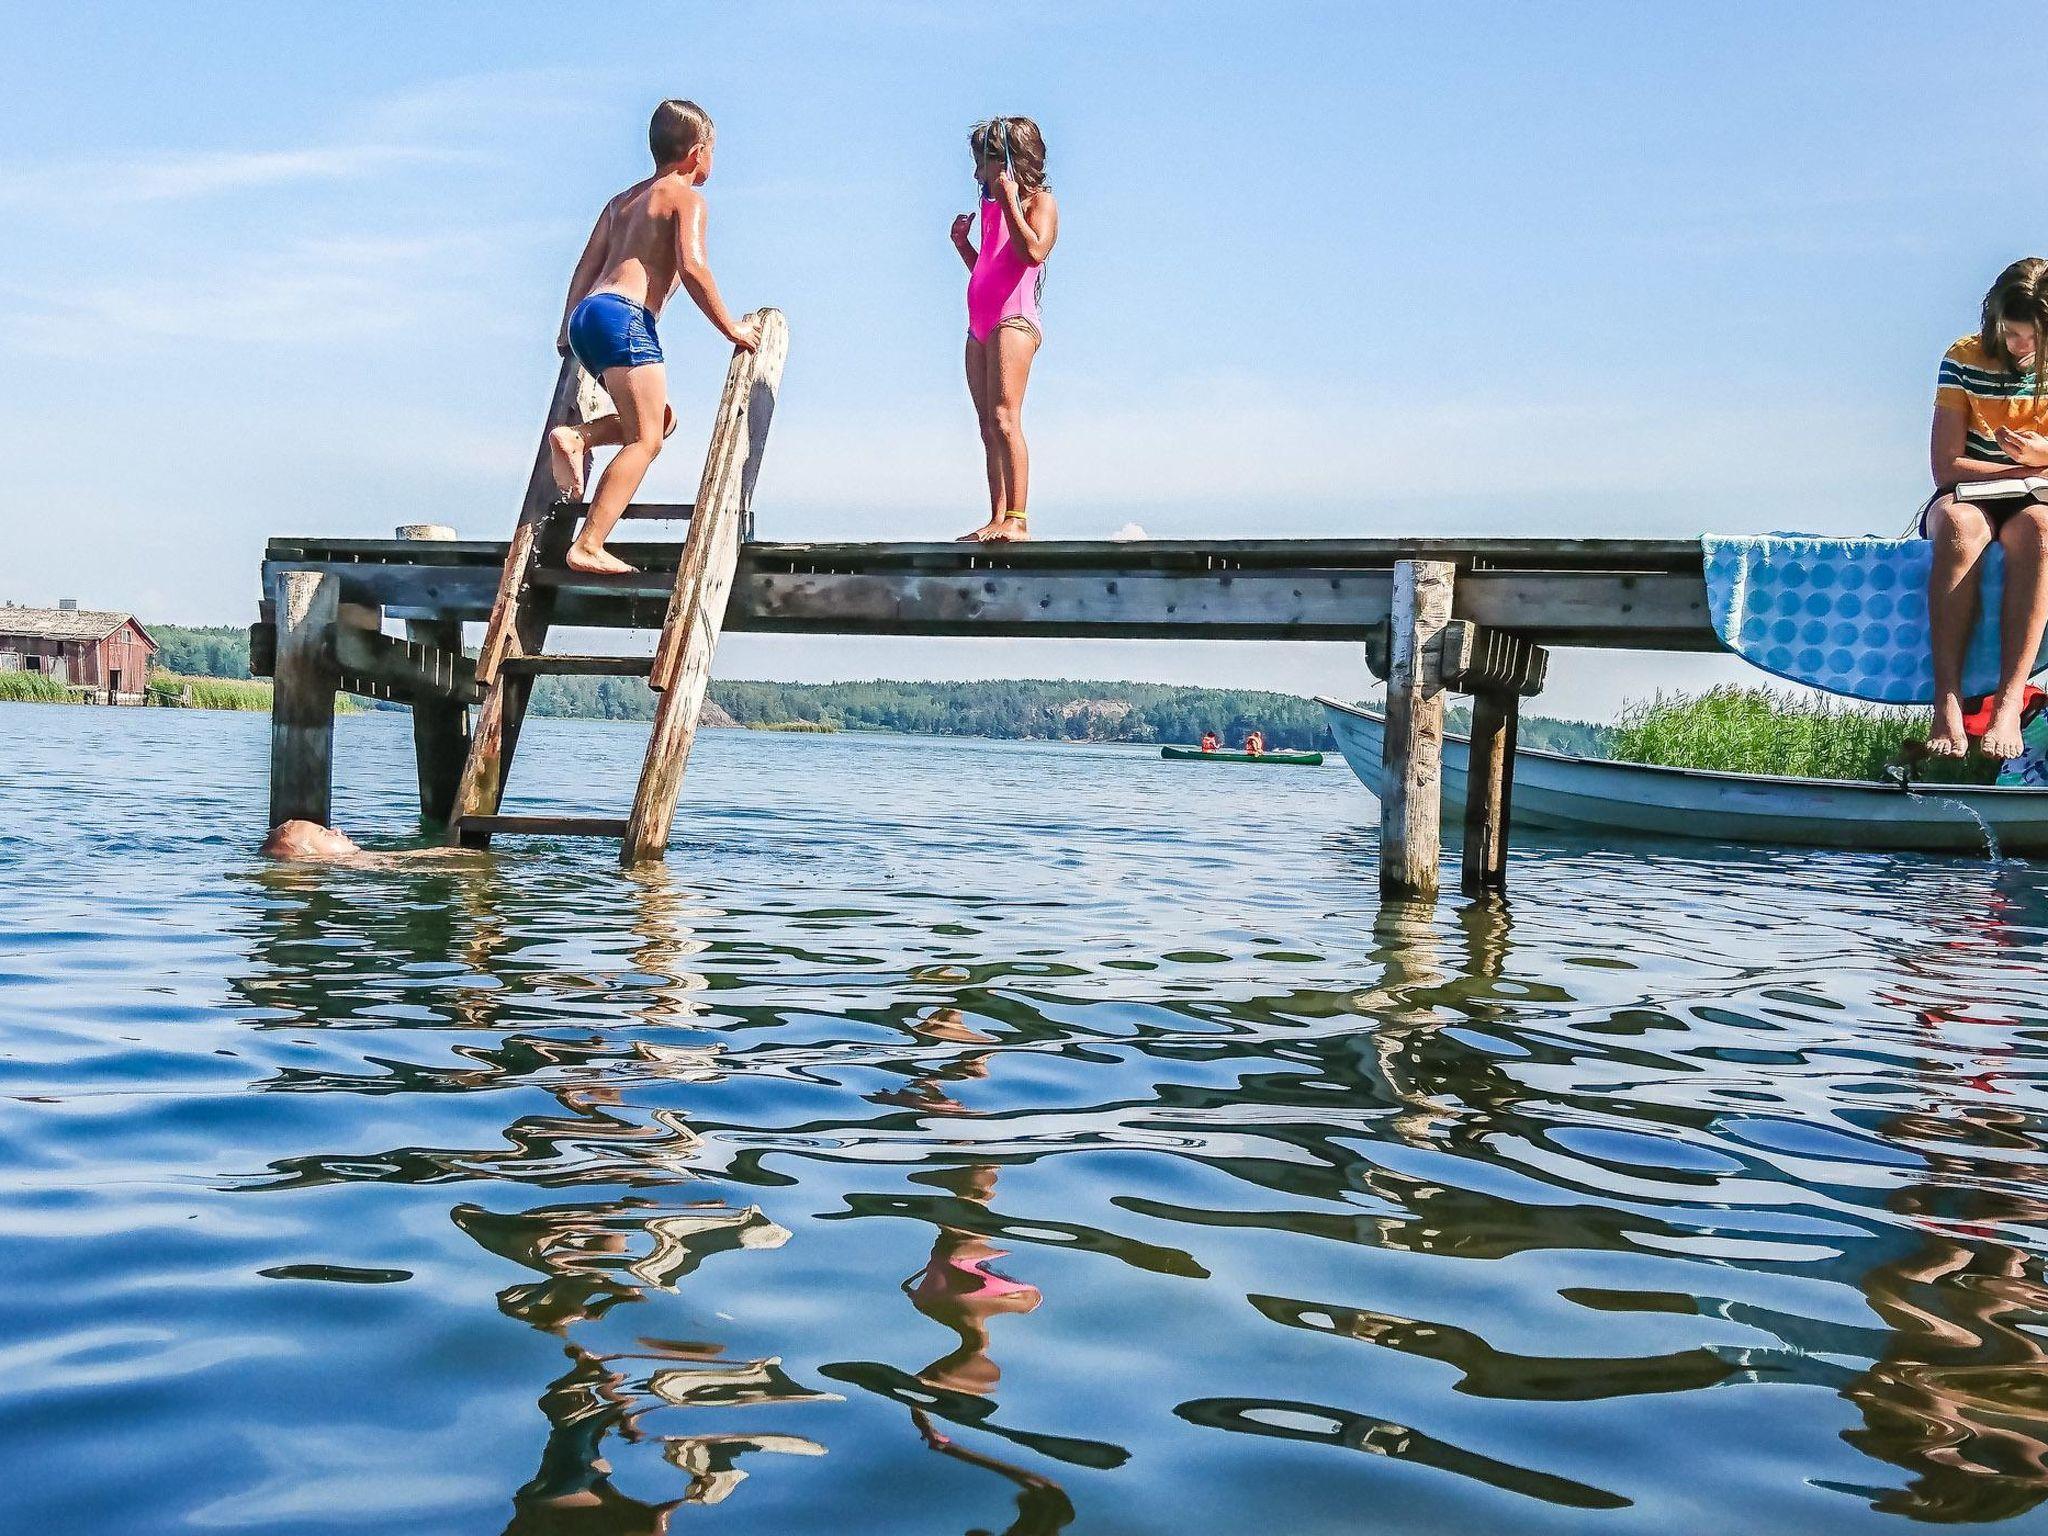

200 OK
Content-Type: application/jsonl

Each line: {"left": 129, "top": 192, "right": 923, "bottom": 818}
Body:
{"left": 251, "top": 314, "right": 1719, "bottom": 899}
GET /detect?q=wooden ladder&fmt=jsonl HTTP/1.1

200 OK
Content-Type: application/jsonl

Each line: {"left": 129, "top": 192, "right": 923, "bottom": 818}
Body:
{"left": 446, "top": 308, "right": 788, "bottom": 865}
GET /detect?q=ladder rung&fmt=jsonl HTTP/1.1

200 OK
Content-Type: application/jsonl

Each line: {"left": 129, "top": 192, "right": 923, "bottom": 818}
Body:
{"left": 531, "top": 568, "right": 675, "bottom": 595}
{"left": 549, "top": 501, "right": 695, "bottom": 521}
{"left": 458, "top": 814, "right": 629, "bottom": 838}
{"left": 501, "top": 654, "right": 654, "bottom": 677}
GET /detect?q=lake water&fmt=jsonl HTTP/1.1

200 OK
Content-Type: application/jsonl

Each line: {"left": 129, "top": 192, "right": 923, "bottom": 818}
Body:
{"left": 4, "top": 704, "right": 2048, "bottom": 1533}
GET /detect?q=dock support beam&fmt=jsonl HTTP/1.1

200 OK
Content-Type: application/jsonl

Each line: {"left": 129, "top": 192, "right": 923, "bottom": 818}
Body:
{"left": 268, "top": 569, "right": 340, "bottom": 828}
{"left": 1379, "top": 559, "right": 1453, "bottom": 899}
{"left": 1439, "top": 620, "right": 1547, "bottom": 898}
{"left": 1460, "top": 691, "right": 1518, "bottom": 895}
{"left": 399, "top": 523, "right": 470, "bottom": 827}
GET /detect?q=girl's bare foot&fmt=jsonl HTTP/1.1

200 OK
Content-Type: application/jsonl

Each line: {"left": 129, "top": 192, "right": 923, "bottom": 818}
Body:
{"left": 547, "top": 425, "right": 586, "bottom": 501}
{"left": 1927, "top": 693, "right": 1970, "bottom": 757}
{"left": 956, "top": 517, "right": 1004, "bottom": 542}
{"left": 980, "top": 516, "right": 1030, "bottom": 543}
{"left": 1982, "top": 705, "right": 2028, "bottom": 761}
{"left": 564, "top": 542, "right": 638, "bottom": 576}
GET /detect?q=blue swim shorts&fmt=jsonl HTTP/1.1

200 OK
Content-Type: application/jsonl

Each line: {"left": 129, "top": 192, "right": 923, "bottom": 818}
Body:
{"left": 567, "top": 292, "right": 664, "bottom": 375}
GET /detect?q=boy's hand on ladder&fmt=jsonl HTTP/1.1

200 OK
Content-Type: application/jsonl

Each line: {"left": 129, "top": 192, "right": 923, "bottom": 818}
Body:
{"left": 727, "top": 314, "right": 763, "bottom": 353}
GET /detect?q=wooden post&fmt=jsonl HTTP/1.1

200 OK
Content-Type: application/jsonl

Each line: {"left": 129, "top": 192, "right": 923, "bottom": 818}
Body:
{"left": 1461, "top": 690, "right": 1518, "bottom": 895}
{"left": 1379, "top": 559, "right": 1453, "bottom": 900}
{"left": 1435, "top": 621, "right": 1545, "bottom": 898}
{"left": 624, "top": 309, "right": 789, "bottom": 865}
{"left": 400, "top": 523, "right": 469, "bottom": 827}
{"left": 448, "top": 359, "right": 595, "bottom": 846}
{"left": 268, "top": 568, "right": 340, "bottom": 828}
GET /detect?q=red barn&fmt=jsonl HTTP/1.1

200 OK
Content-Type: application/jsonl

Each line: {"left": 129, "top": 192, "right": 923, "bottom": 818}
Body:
{"left": 0, "top": 602, "right": 157, "bottom": 703}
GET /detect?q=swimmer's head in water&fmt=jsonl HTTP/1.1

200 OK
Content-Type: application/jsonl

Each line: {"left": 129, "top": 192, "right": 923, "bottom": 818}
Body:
{"left": 260, "top": 820, "right": 362, "bottom": 861}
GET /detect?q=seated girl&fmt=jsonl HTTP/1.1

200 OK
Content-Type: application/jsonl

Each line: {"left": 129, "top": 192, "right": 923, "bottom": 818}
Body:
{"left": 1925, "top": 258, "right": 2048, "bottom": 759}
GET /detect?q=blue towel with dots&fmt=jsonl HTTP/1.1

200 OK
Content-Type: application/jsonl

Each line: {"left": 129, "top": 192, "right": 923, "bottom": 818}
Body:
{"left": 1702, "top": 534, "right": 2040, "bottom": 705}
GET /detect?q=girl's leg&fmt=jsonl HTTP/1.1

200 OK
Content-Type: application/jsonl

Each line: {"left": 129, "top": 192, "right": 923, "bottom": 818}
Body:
{"left": 958, "top": 335, "right": 1006, "bottom": 540}
{"left": 1985, "top": 506, "right": 2048, "bottom": 758}
{"left": 981, "top": 322, "right": 1040, "bottom": 542}
{"left": 568, "top": 363, "right": 668, "bottom": 575}
{"left": 1927, "top": 494, "right": 1996, "bottom": 756}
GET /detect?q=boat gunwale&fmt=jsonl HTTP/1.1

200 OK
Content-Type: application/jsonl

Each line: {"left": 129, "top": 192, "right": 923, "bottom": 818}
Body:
{"left": 1312, "top": 695, "right": 2048, "bottom": 801}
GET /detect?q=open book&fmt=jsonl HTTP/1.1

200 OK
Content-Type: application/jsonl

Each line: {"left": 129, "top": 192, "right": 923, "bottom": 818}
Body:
{"left": 1957, "top": 477, "right": 2048, "bottom": 504}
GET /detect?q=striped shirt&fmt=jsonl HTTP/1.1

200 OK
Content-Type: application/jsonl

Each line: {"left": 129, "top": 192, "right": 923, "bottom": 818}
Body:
{"left": 1935, "top": 334, "right": 2048, "bottom": 465}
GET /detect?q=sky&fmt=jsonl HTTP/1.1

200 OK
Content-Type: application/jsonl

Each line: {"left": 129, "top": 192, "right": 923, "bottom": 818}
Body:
{"left": 1, "top": 1, "right": 2041, "bottom": 720}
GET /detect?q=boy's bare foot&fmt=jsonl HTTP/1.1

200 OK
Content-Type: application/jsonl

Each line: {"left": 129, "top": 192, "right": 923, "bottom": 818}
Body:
{"left": 981, "top": 516, "right": 1030, "bottom": 543}
{"left": 564, "top": 542, "right": 639, "bottom": 576}
{"left": 547, "top": 425, "right": 586, "bottom": 501}
{"left": 1982, "top": 705, "right": 2028, "bottom": 761}
{"left": 956, "top": 517, "right": 1004, "bottom": 542}
{"left": 1927, "top": 694, "right": 1970, "bottom": 757}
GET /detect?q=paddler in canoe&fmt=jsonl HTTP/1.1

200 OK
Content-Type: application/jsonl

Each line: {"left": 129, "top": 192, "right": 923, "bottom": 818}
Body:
{"left": 1243, "top": 729, "right": 1266, "bottom": 757}
{"left": 1200, "top": 730, "right": 1220, "bottom": 753}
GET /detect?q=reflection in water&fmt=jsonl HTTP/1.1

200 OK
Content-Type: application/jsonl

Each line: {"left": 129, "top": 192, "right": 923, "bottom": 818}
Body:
{"left": 16, "top": 712, "right": 2048, "bottom": 1532}
{"left": 1839, "top": 1103, "right": 2048, "bottom": 1521}
{"left": 884, "top": 1011, "right": 1073, "bottom": 1534}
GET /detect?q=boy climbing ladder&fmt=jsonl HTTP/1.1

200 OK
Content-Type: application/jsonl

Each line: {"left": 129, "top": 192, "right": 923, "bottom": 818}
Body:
{"left": 551, "top": 99, "right": 761, "bottom": 575}
{"left": 443, "top": 100, "right": 786, "bottom": 864}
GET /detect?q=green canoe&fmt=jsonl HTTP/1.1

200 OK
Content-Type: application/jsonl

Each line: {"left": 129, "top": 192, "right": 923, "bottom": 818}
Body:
{"left": 1161, "top": 746, "right": 1324, "bottom": 766}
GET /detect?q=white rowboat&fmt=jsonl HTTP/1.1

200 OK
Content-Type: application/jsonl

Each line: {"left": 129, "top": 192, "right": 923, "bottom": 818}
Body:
{"left": 1317, "top": 696, "right": 2048, "bottom": 856}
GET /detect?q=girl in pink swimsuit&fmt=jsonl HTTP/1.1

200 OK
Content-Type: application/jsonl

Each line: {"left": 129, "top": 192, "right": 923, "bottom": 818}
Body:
{"left": 950, "top": 117, "right": 1059, "bottom": 542}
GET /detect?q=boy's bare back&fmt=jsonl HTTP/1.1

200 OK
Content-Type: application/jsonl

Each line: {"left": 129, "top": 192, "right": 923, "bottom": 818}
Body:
{"left": 583, "top": 173, "right": 703, "bottom": 318}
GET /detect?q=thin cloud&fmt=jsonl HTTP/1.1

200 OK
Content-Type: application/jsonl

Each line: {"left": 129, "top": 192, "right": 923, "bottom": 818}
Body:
{"left": 0, "top": 230, "right": 508, "bottom": 352}
{"left": 0, "top": 65, "right": 590, "bottom": 211}
{"left": 0, "top": 144, "right": 464, "bottom": 208}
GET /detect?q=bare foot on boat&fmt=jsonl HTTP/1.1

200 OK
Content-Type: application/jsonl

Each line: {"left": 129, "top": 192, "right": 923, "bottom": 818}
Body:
{"left": 564, "top": 542, "right": 638, "bottom": 577}
{"left": 1927, "top": 693, "right": 1970, "bottom": 757}
{"left": 1981, "top": 704, "right": 2027, "bottom": 762}
{"left": 547, "top": 425, "right": 586, "bottom": 501}
{"left": 956, "top": 517, "right": 1004, "bottom": 542}
{"left": 981, "top": 516, "right": 1030, "bottom": 543}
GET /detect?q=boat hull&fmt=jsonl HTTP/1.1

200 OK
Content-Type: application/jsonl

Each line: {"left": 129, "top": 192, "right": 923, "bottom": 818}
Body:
{"left": 1317, "top": 696, "right": 2048, "bottom": 855}
{"left": 1161, "top": 746, "right": 1323, "bottom": 766}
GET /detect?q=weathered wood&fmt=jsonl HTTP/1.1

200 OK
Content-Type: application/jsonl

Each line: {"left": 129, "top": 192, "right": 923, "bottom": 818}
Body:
{"left": 458, "top": 814, "right": 630, "bottom": 838}
{"left": 267, "top": 569, "right": 340, "bottom": 828}
{"left": 333, "top": 621, "right": 479, "bottom": 704}
{"left": 266, "top": 533, "right": 1706, "bottom": 575}
{"left": 448, "top": 360, "right": 599, "bottom": 847}
{"left": 1364, "top": 619, "right": 1391, "bottom": 682}
{"left": 1379, "top": 559, "right": 1454, "bottom": 900}
{"left": 397, "top": 524, "right": 471, "bottom": 827}
{"left": 473, "top": 357, "right": 596, "bottom": 689}
{"left": 1461, "top": 690, "right": 1519, "bottom": 896}
{"left": 625, "top": 309, "right": 789, "bottom": 865}
{"left": 500, "top": 653, "right": 654, "bottom": 677}
{"left": 262, "top": 548, "right": 1716, "bottom": 649}
{"left": 1437, "top": 621, "right": 1549, "bottom": 697}
{"left": 249, "top": 617, "right": 277, "bottom": 678}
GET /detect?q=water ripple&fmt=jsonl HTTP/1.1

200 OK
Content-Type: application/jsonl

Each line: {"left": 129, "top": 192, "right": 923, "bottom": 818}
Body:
{"left": 4, "top": 708, "right": 2048, "bottom": 1531}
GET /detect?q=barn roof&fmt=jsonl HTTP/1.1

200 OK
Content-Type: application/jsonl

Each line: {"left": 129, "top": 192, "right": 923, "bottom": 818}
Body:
{"left": 0, "top": 606, "right": 156, "bottom": 647}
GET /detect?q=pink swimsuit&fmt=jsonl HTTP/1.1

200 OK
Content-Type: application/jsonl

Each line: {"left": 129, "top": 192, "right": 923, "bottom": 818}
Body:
{"left": 966, "top": 196, "right": 1042, "bottom": 343}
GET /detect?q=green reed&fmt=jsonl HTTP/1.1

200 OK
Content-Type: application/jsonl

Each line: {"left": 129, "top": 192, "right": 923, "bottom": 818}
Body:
{"left": 0, "top": 672, "right": 85, "bottom": 704}
{"left": 1612, "top": 687, "right": 1993, "bottom": 784}
{"left": 148, "top": 673, "right": 359, "bottom": 713}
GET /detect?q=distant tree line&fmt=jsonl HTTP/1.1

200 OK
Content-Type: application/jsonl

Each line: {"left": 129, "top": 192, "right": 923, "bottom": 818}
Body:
{"left": 141, "top": 621, "right": 1615, "bottom": 755}
{"left": 151, "top": 624, "right": 253, "bottom": 679}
